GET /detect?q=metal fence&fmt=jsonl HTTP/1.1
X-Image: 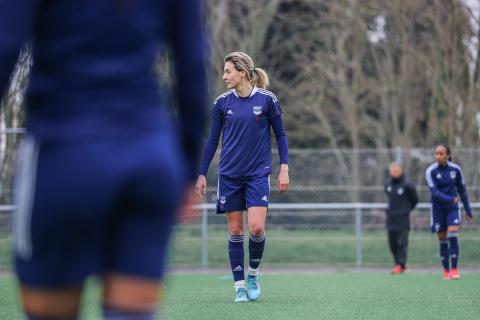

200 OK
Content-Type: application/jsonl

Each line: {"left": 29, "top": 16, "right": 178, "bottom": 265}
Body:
{"left": 0, "top": 203, "right": 479, "bottom": 271}
{"left": 170, "top": 202, "right": 480, "bottom": 270}
{"left": 0, "top": 130, "right": 479, "bottom": 271}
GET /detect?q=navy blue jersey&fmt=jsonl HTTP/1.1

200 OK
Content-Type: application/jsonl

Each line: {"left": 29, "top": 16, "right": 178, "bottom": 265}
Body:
{"left": 199, "top": 87, "right": 288, "bottom": 178}
{"left": 425, "top": 161, "right": 472, "bottom": 215}
{"left": 0, "top": 0, "right": 207, "bottom": 180}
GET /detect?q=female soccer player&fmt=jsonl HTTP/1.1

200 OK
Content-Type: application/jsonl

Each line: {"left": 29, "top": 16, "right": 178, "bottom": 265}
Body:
{"left": 1, "top": 1, "right": 207, "bottom": 319}
{"left": 425, "top": 145, "right": 473, "bottom": 280}
{"left": 196, "top": 52, "right": 289, "bottom": 302}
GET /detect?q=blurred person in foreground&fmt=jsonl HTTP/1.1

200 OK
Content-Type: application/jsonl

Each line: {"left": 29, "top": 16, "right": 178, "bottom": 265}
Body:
{"left": 0, "top": 0, "right": 208, "bottom": 319}
{"left": 425, "top": 145, "right": 473, "bottom": 280}
{"left": 384, "top": 162, "right": 418, "bottom": 275}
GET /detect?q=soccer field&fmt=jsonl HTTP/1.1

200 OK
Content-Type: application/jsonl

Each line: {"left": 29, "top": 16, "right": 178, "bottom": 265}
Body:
{"left": 1, "top": 272, "right": 479, "bottom": 320}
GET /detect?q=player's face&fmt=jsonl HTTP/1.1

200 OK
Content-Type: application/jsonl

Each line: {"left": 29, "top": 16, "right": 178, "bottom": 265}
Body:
{"left": 223, "top": 62, "right": 245, "bottom": 89}
{"left": 435, "top": 146, "right": 448, "bottom": 165}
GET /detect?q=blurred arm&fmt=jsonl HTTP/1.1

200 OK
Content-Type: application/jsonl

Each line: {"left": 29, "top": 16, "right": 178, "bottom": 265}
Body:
{"left": 166, "top": 0, "right": 208, "bottom": 181}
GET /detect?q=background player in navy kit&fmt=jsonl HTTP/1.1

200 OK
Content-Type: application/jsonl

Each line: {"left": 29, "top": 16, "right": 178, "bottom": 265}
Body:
{"left": 384, "top": 162, "right": 418, "bottom": 275}
{"left": 0, "top": 0, "right": 207, "bottom": 319}
{"left": 195, "top": 52, "right": 289, "bottom": 302}
{"left": 425, "top": 145, "right": 473, "bottom": 280}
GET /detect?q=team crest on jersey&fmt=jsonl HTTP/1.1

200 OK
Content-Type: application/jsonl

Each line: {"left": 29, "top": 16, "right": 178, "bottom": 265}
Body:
{"left": 450, "top": 171, "right": 456, "bottom": 179}
{"left": 436, "top": 173, "right": 442, "bottom": 179}
{"left": 253, "top": 106, "right": 262, "bottom": 115}
{"left": 397, "top": 188, "right": 404, "bottom": 195}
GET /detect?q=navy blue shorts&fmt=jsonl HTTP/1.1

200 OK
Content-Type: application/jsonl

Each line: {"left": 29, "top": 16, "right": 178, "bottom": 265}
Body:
{"left": 430, "top": 205, "right": 461, "bottom": 233}
{"left": 14, "top": 131, "right": 185, "bottom": 288}
{"left": 216, "top": 175, "right": 270, "bottom": 214}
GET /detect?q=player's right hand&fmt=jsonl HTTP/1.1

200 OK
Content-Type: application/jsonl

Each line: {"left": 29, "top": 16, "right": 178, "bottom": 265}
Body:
{"left": 195, "top": 175, "right": 207, "bottom": 200}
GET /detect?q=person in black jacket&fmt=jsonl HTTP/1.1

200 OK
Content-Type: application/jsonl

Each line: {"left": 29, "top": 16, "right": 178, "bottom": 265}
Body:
{"left": 384, "top": 162, "right": 419, "bottom": 274}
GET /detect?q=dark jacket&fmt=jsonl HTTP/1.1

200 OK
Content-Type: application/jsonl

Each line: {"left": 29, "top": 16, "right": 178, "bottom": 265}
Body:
{"left": 384, "top": 175, "right": 419, "bottom": 230}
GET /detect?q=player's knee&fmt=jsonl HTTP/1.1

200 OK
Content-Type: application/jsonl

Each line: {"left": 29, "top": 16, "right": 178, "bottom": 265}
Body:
{"left": 249, "top": 225, "right": 265, "bottom": 236}
{"left": 103, "top": 275, "right": 161, "bottom": 310}
{"left": 21, "top": 287, "right": 81, "bottom": 320}
{"left": 447, "top": 226, "right": 459, "bottom": 233}
{"left": 228, "top": 225, "right": 244, "bottom": 235}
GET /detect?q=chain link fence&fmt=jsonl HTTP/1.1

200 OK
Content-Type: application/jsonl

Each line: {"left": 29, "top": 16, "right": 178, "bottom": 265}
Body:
{"left": 0, "top": 131, "right": 479, "bottom": 271}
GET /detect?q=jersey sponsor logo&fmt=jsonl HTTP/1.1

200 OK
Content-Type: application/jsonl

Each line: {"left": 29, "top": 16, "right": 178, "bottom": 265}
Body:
{"left": 386, "top": 186, "right": 392, "bottom": 192}
{"left": 436, "top": 173, "right": 442, "bottom": 179}
{"left": 253, "top": 106, "right": 262, "bottom": 115}
{"left": 261, "top": 195, "right": 268, "bottom": 201}
{"left": 233, "top": 265, "right": 243, "bottom": 272}
{"left": 397, "top": 188, "right": 404, "bottom": 195}
{"left": 227, "top": 109, "right": 233, "bottom": 115}
{"left": 220, "top": 196, "right": 226, "bottom": 204}
{"left": 450, "top": 171, "right": 456, "bottom": 179}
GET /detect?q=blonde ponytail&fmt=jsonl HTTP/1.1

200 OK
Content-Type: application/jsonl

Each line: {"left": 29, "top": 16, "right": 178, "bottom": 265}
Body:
{"left": 224, "top": 52, "right": 269, "bottom": 89}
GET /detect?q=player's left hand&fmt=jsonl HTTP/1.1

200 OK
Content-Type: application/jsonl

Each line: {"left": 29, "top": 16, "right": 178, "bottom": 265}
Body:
{"left": 277, "top": 164, "right": 289, "bottom": 193}
{"left": 465, "top": 213, "right": 473, "bottom": 222}
{"left": 176, "top": 185, "right": 201, "bottom": 223}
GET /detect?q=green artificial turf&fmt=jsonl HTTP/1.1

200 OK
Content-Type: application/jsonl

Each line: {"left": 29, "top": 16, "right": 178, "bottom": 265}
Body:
{"left": 1, "top": 272, "right": 479, "bottom": 320}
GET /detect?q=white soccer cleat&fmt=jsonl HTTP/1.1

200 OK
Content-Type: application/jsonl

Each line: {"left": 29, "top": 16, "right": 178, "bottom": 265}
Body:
{"left": 235, "top": 287, "right": 248, "bottom": 302}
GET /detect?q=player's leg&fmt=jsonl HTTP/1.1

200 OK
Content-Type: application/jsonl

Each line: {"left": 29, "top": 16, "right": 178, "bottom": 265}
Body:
{"left": 14, "top": 137, "right": 109, "bottom": 319}
{"left": 217, "top": 175, "right": 248, "bottom": 301}
{"left": 245, "top": 207, "right": 267, "bottom": 300}
{"left": 437, "top": 231, "right": 450, "bottom": 279}
{"left": 226, "top": 211, "right": 248, "bottom": 302}
{"left": 447, "top": 208, "right": 461, "bottom": 279}
{"left": 20, "top": 287, "right": 83, "bottom": 320}
{"left": 102, "top": 131, "right": 186, "bottom": 317}
{"left": 244, "top": 176, "right": 269, "bottom": 301}
{"left": 103, "top": 274, "right": 162, "bottom": 318}
{"left": 247, "top": 207, "right": 267, "bottom": 273}
{"left": 432, "top": 207, "right": 450, "bottom": 279}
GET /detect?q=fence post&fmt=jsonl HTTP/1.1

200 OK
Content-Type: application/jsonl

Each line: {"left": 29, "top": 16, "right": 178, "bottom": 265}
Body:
{"left": 395, "top": 145, "right": 402, "bottom": 163}
{"left": 355, "top": 206, "right": 362, "bottom": 270}
{"left": 201, "top": 207, "right": 208, "bottom": 271}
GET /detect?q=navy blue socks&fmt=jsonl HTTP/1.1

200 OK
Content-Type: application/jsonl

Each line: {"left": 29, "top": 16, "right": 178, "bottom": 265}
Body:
{"left": 448, "top": 232, "right": 459, "bottom": 269}
{"left": 228, "top": 234, "right": 245, "bottom": 283}
{"left": 439, "top": 239, "right": 449, "bottom": 270}
{"left": 248, "top": 233, "right": 266, "bottom": 275}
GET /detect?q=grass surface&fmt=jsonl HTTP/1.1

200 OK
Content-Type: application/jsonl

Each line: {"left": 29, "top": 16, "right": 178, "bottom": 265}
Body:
{"left": 1, "top": 272, "right": 480, "bottom": 320}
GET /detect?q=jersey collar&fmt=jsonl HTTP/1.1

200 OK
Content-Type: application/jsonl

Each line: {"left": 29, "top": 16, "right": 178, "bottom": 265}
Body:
{"left": 233, "top": 86, "right": 258, "bottom": 98}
